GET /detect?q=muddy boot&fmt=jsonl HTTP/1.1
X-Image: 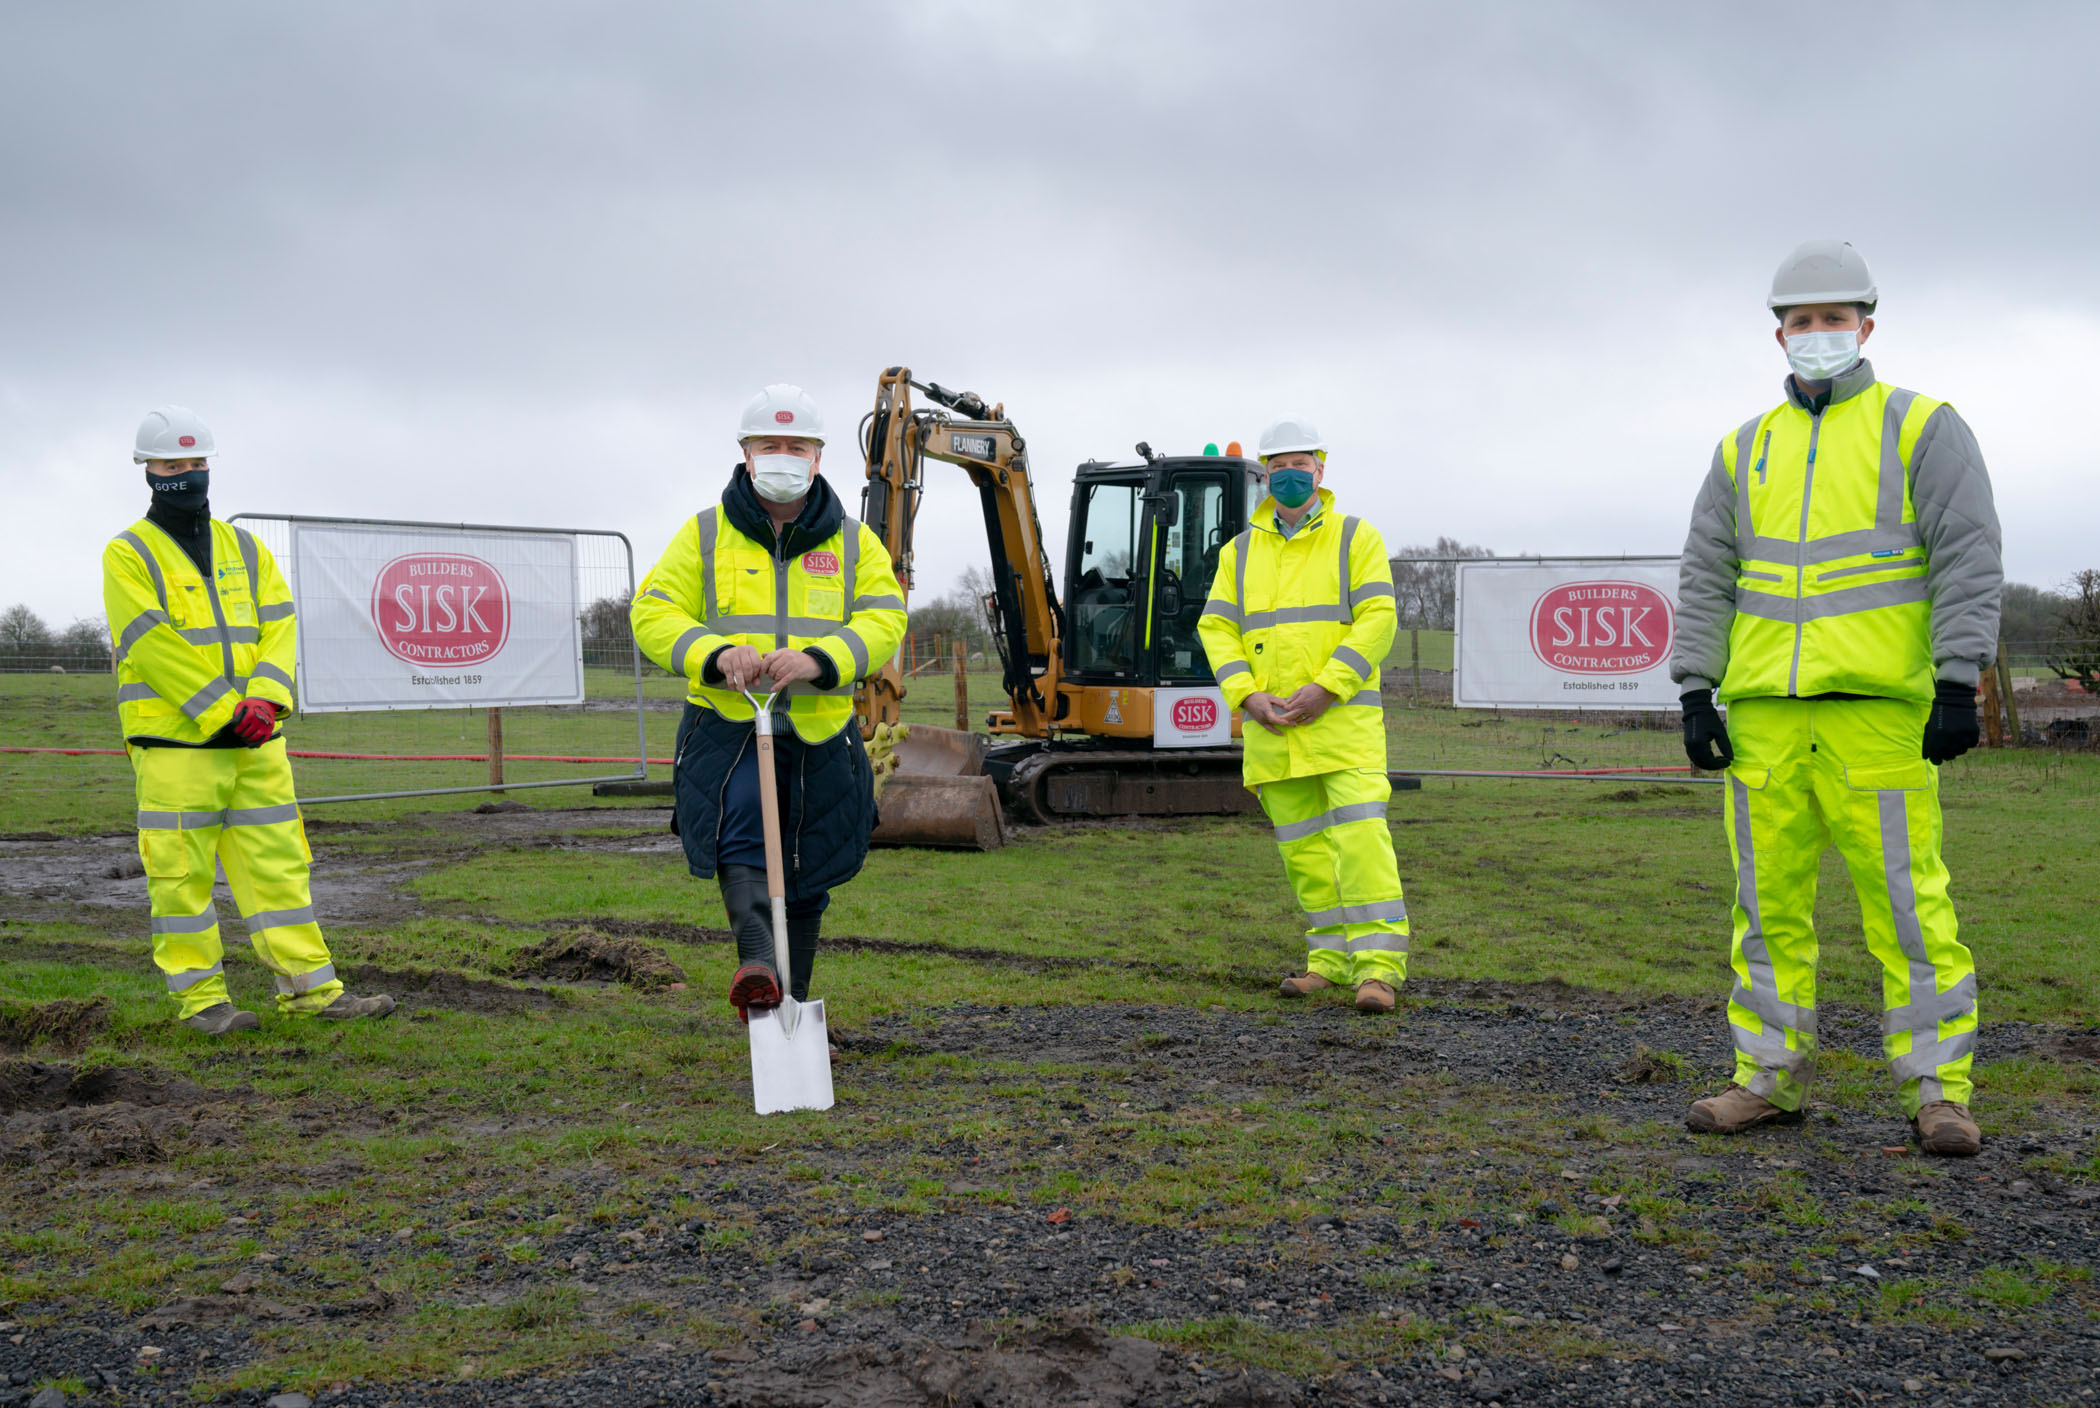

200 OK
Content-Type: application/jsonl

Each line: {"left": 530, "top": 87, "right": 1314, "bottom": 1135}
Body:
{"left": 1911, "top": 1101, "right": 1981, "bottom": 1157}
{"left": 720, "top": 865, "right": 782, "bottom": 1023}
{"left": 1279, "top": 972, "right": 1337, "bottom": 998}
{"left": 786, "top": 911, "right": 821, "bottom": 1003}
{"left": 312, "top": 993, "right": 396, "bottom": 1021}
{"left": 1685, "top": 1084, "right": 1799, "bottom": 1134}
{"left": 179, "top": 1002, "right": 259, "bottom": 1035}
{"left": 1354, "top": 979, "right": 1396, "bottom": 1014}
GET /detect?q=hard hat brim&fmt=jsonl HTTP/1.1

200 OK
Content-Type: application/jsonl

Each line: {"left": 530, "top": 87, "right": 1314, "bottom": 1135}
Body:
{"left": 1768, "top": 286, "right": 1878, "bottom": 310}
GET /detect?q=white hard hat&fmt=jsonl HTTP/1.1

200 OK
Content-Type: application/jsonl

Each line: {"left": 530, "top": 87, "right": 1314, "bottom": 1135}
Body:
{"left": 737, "top": 384, "right": 825, "bottom": 444}
{"left": 133, "top": 405, "right": 215, "bottom": 464}
{"left": 1768, "top": 239, "right": 1878, "bottom": 312}
{"left": 1257, "top": 413, "right": 1326, "bottom": 461}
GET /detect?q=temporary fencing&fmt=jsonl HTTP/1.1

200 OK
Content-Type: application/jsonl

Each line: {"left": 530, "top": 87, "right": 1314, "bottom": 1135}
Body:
{"left": 219, "top": 515, "right": 656, "bottom": 803}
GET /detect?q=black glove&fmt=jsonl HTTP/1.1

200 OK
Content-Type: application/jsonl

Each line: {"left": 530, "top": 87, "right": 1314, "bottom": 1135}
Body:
{"left": 1922, "top": 678, "right": 1980, "bottom": 764}
{"left": 1680, "top": 689, "right": 1734, "bottom": 771}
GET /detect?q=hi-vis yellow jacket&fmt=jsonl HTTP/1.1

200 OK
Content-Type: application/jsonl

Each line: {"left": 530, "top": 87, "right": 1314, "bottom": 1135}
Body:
{"left": 1671, "top": 360, "right": 2004, "bottom": 702}
{"left": 631, "top": 496, "right": 907, "bottom": 743}
{"left": 1197, "top": 489, "right": 1397, "bottom": 785}
{"left": 102, "top": 519, "right": 297, "bottom": 744}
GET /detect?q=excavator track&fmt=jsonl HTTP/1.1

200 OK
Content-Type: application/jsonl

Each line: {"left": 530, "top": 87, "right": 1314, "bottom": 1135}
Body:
{"left": 993, "top": 745, "right": 1257, "bottom": 826}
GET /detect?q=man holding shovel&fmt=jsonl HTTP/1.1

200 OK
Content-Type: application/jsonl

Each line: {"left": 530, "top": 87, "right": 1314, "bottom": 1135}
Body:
{"left": 1198, "top": 414, "right": 1408, "bottom": 1014}
{"left": 632, "top": 385, "right": 907, "bottom": 1026}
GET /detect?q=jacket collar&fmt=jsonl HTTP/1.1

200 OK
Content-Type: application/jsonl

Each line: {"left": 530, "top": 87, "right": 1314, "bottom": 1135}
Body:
{"left": 720, "top": 465, "right": 845, "bottom": 556}
{"left": 1783, "top": 357, "right": 1877, "bottom": 413}
{"left": 1250, "top": 485, "right": 1336, "bottom": 537}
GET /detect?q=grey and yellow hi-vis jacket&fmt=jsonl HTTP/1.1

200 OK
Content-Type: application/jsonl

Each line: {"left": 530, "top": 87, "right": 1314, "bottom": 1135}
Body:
{"left": 1670, "top": 360, "right": 2003, "bottom": 702}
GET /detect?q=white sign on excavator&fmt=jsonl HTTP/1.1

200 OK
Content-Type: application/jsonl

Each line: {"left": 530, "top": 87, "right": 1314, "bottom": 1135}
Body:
{"left": 1153, "top": 686, "right": 1232, "bottom": 747}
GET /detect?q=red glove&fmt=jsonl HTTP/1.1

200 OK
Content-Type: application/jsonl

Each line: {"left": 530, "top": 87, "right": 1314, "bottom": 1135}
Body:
{"left": 230, "top": 697, "right": 278, "bottom": 744}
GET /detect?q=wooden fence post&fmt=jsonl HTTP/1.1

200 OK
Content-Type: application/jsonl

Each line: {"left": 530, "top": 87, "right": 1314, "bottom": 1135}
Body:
{"left": 1410, "top": 628, "right": 1421, "bottom": 706}
{"left": 1996, "top": 636, "right": 2022, "bottom": 747}
{"left": 1980, "top": 663, "right": 2006, "bottom": 748}
{"left": 954, "top": 641, "right": 969, "bottom": 731}
{"left": 487, "top": 707, "right": 505, "bottom": 790}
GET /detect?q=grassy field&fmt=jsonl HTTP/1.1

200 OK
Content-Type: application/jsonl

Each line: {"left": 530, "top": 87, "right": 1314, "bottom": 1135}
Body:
{"left": 2, "top": 668, "right": 2096, "bottom": 1401}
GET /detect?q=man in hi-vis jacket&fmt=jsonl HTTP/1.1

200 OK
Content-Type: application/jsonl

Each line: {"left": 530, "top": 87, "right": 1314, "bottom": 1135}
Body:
{"left": 1671, "top": 241, "right": 2002, "bottom": 1156}
{"left": 1198, "top": 413, "right": 1407, "bottom": 1015}
{"left": 105, "top": 406, "right": 394, "bottom": 1033}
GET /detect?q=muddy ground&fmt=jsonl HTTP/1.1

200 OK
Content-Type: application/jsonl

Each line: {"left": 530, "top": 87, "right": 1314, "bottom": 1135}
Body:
{"left": 2, "top": 810, "right": 2097, "bottom": 1406}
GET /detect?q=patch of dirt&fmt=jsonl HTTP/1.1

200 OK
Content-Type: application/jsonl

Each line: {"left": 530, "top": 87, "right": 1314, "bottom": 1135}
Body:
{"left": 722, "top": 1321, "right": 1253, "bottom": 1408}
{"left": 135, "top": 1293, "right": 315, "bottom": 1328}
{"left": 0, "top": 996, "right": 111, "bottom": 1053}
{"left": 0, "top": 1061, "right": 204, "bottom": 1113}
{"left": 352, "top": 964, "right": 568, "bottom": 1015}
{"left": 2034, "top": 1029, "right": 2100, "bottom": 1065}
{"left": 504, "top": 931, "right": 688, "bottom": 990}
{"left": 0, "top": 1060, "right": 234, "bottom": 1168}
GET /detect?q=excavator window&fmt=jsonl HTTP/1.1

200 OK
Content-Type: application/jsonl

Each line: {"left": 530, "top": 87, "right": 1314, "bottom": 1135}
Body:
{"left": 1070, "top": 481, "right": 1142, "bottom": 676}
{"left": 1155, "top": 473, "right": 1228, "bottom": 680}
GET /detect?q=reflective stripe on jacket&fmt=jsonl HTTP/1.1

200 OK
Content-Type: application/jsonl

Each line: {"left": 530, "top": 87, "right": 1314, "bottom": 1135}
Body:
{"left": 1672, "top": 360, "right": 2003, "bottom": 701}
{"left": 631, "top": 503, "right": 907, "bottom": 744}
{"left": 103, "top": 518, "right": 297, "bottom": 744}
{"left": 1196, "top": 488, "right": 1396, "bottom": 784}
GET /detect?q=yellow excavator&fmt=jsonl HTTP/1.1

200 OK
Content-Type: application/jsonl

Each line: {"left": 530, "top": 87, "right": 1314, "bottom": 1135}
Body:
{"left": 855, "top": 367, "right": 1275, "bottom": 845}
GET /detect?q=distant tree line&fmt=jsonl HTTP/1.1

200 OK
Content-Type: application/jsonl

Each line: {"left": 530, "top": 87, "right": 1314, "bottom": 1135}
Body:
{"left": 0, "top": 605, "right": 110, "bottom": 673}
{"left": 1387, "top": 537, "right": 1495, "bottom": 629}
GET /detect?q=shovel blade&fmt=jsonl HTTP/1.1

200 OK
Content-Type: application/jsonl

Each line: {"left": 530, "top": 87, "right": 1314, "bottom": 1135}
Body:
{"left": 748, "top": 997, "right": 834, "bottom": 1114}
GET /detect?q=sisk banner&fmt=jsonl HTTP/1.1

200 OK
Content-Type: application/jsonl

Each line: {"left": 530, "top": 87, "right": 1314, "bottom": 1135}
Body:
{"left": 289, "top": 522, "right": 585, "bottom": 712}
{"left": 1454, "top": 559, "right": 1682, "bottom": 711}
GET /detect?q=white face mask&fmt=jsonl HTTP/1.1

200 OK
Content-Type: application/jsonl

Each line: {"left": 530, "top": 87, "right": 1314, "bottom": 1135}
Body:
{"left": 749, "top": 452, "right": 815, "bottom": 504}
{"left": 1784, "top": 329, "right": 1861, "bottom": 383}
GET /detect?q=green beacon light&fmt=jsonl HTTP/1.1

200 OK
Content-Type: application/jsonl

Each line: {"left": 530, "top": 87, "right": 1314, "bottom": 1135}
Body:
{"left": 1203, "top": 442, "right": 1220, "bottom": 456}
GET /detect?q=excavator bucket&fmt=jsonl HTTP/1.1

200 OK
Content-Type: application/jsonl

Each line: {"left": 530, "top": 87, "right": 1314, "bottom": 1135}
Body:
{"left": 870, "top": 725, "right": 1006, "bottom": 851}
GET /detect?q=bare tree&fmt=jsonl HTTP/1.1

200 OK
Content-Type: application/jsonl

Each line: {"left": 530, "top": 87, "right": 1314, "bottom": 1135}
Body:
{"left": 956, "top": 563, "right": 1001, "bottom": 647}
{"left": 57, "top": 617, "right": 112, "bottom": 673}
{"left": 579, "top": 593, "right": 641, "bottom": 670}
{"left": 2044, "top": 568, "right": 2100, "bottom": 694}
{"left": 0, "top": 604, "right": 53, "bottom": 668}
{"left": 1387, "top": 537, "right": 1494, "bottom": 629}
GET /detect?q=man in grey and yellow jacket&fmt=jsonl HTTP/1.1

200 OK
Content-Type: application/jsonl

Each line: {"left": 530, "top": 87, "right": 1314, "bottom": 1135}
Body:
{"left": 1671, "top": 241, "right": 2002, "bottom": 1155}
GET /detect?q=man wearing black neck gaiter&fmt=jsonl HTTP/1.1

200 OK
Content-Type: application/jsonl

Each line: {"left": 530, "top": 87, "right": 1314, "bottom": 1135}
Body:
{"left": 105, "top": 405, "right": 395, "bottom": 1034}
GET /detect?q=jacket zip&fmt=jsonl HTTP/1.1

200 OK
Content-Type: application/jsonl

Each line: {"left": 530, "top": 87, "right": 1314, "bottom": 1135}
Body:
{"left": 793, "top": 748, "right": 808, "bottom": 877}
{"left": 1787, "top": 410, "right": 1823, "bottom": 697}
{"left": 712, "top": 727, "right": 753, "bottom": 859}
{"left": 1754, "top": 429, "right": 1772, "bottom": 485}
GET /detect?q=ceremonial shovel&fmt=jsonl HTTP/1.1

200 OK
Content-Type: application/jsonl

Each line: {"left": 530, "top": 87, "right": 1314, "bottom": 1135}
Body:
{"left": 741, "top": 689, "right": 834, "bottom": 1115}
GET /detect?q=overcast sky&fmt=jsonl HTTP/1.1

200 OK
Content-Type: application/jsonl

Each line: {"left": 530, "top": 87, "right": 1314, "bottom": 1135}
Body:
{"left": 5, "top": 1, "right": 2095, "bottom": 634}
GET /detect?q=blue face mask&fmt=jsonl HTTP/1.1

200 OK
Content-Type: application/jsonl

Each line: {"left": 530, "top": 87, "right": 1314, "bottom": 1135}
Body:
{"left": 1267, "top": 467, "right": 1316, "bottom": 508}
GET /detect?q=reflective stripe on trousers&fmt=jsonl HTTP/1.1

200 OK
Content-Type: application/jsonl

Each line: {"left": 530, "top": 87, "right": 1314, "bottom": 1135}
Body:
{"left": 1718, "top": 697, "right": 1977, "bottom": 1115}
{"left": 1257, "top": 767, "right": 1408, "bottom": 985}
{"left": 129, "top": 737, "right": 343, "bottom": 1017}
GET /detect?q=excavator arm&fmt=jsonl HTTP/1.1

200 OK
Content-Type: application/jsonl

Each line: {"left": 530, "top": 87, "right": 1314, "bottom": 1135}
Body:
{"left": 857, "top": 367, "right": 1065, "bottom": 737}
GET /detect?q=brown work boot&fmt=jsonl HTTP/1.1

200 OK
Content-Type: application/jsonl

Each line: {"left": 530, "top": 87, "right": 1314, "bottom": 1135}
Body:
{"left": 1685, "top": 1084, "right": 1799, "bottom": 1135}
{"left": 1354, "top": 980, "right": 1396, "bottom": 1014}
{"left": 312, "top": 993, "right": 396, "bottom": 1021}
{"left": 1279, "top": 972, "right": 1337, "bottom": 998}
{"left": 1911, "top": 1101, "right": 1981, "bottom": 1157}
{"left": 179, "top": 1002, "right": 259, "bottom": 1035}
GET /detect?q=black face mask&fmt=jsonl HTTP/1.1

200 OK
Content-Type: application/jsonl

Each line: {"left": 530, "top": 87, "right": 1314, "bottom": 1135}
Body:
{"left": 145, "top": 466, "right": 210, "bottom": 514}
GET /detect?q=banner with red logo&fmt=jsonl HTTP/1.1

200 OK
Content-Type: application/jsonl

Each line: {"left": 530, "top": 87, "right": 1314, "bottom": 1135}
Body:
{"left": 1453, "top": 560, "right": 1681, "bottom": 710}
{"left": 1152, "top": 686, "right": 1232, "bottom": 748}
{"left": 288, "top": 523, "right": 584, "bottom": 712}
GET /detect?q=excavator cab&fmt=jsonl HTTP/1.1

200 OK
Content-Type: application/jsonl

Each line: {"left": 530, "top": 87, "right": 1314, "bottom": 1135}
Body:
{"left": 1063, "top": 448, "right": 1266, "bottom": 695}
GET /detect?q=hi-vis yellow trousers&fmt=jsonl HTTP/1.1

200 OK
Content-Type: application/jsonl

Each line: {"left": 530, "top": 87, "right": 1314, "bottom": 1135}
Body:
{"left": 128, "top": 739, "right": 344, "bottom": 1018}
{"left": 1722, "top": 696, "right": 1977, "bottom": 1116}
{"left": 1258, "top": 767, "right": 1409, "bottom": 986}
